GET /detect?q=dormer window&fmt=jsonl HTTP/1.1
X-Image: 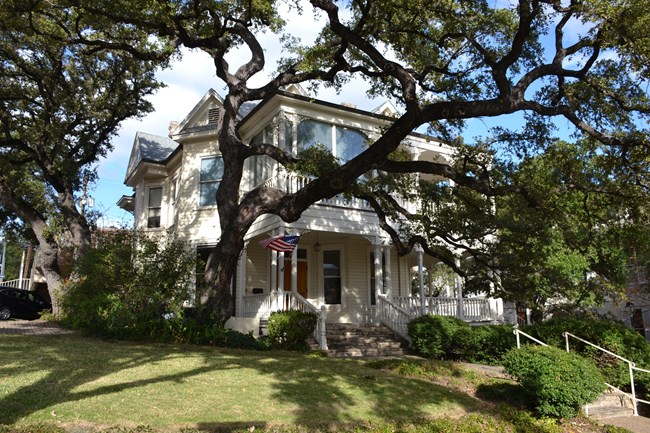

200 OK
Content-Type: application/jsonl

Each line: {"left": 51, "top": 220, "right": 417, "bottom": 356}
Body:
{"left": 208, "top": 108, "right": 220, "bottom": 124}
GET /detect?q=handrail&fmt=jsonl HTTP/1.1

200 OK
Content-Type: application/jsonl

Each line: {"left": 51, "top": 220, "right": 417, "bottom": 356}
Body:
{"left": 286, "top": 291, "right": 328, "bottom": 350}
{"left": 563, "top": 332, "right": 633, "bottom": 365}
{"left": 513, "top": 328, "right": 548, "bottom": 348}
{"left": 563, "top": 331, "right": 650, "bottom": 416}
{"left": 376, "top": 294, "right": 412, "bottom": 342}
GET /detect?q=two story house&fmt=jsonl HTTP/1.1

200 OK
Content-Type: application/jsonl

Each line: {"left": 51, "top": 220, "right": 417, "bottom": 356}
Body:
{"left": 118, "top": 84, "right": 506, "bottom": 347}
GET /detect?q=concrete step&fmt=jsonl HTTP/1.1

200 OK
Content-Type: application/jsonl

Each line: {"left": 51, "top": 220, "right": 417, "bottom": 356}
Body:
{"left": 586, "top": 405, "right": 635, "bottom": 420}
{"left": 585, "top": 391, "right": 636, "bottom": 420}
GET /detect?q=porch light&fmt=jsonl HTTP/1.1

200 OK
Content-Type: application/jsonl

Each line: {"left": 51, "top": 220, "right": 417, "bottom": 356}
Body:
{"left": 314, "top": 242, "right": 321, "bottom": 252}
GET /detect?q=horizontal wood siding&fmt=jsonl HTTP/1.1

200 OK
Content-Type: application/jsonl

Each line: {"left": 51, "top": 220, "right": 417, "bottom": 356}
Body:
{"left": 246, "top": 246, "right": 268, "bottom": 295}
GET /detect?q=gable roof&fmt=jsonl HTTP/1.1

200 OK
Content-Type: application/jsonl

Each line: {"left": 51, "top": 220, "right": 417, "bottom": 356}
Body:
{"left": 170, "top": 88, "right": 259, "bottom": 136}
{"left": 125, "top": 132, "right": 180, "bottom": 182}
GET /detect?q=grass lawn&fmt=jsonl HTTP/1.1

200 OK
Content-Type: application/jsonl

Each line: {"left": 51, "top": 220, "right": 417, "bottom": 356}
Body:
{"left": 0, "top": 333, "right": 629, "bottom": 433}
{"left": 0, "top": 334, "right": 477, "bottom": 430}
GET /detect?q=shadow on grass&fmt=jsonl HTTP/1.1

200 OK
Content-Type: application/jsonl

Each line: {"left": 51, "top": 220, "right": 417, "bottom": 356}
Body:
{"left": 0, "top": 334, "right": 479, "bottom": 428}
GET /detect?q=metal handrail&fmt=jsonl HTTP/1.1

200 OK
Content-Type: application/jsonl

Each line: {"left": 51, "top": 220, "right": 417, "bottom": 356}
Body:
{"left": 513, "top": 328, "right": 548, "bottom": 348}
{"left": 563, "top": 331, "right": 650, "bottom": 416}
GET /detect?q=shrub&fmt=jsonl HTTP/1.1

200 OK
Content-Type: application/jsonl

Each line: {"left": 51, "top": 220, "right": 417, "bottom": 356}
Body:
{"left": 60, "top": 231, "right": 196, "bottom": 340}
{"left": 407, "top": 315, "right": 469, "bottom": 359}
{"left": 267, "top": 310, "right": 317, "bottom": 351}
{"left": 502, "top": 345, "right": 606, "bottom": 418}
{"left": 454, "top": 324, "right": 516, "bottom": 364}
{"left": 526, "top": 316, "right": 650, "bottom": 391}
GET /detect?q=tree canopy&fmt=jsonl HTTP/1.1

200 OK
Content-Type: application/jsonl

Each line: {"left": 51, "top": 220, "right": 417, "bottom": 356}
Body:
{"left": 3, "top": 0, "right": 649, "bottom": 318}
{"left": 0, "top": 1, "right": 163, "bottom": 307}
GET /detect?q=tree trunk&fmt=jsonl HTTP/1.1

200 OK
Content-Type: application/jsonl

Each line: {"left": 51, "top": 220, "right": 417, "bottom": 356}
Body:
{"left": 203, "top": 229, "right": 245, "bottom": 323}
{"left": 31, "top": 241, "right": 63, "bottom": 314}
{"left": 0, "top": 184, "right": 65, "bottom": 313}
{"left": 59, "top": 190, "right": 92, "bottom": 260}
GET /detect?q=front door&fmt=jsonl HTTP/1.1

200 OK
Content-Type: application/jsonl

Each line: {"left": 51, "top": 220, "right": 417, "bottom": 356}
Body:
{"left": 284, "top": 261, "right": 308, "bottom": 298}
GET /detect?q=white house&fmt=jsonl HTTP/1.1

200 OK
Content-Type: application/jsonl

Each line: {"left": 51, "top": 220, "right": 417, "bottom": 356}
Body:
{"left": 118, "top": 84, "right": 506, "bottom": 349}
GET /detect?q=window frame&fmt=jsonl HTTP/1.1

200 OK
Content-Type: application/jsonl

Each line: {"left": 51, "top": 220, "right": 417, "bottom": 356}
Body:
{"left": 146, "top": 186, "right": 163, "bottom": 228}
{"left": 297, "top": 119, "right": 367, "bottom": 162}
{"left": 199, "top": 155, "right": 224, "bottom": 207}
{"left": 319, "top": 245, "right": 344, "bottom": 306}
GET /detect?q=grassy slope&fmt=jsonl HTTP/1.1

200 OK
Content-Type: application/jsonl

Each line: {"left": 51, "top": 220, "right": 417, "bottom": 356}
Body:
{"left": 0, "top": 334, "right": 476, "bottom": 429}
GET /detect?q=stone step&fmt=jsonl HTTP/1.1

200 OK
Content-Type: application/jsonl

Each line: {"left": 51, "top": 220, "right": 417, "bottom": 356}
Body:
{"left": 322, "top": 323, "right": 411, "bottom": 358}
{"left": 329, "top": 348, "right": 411, "bottom": 358}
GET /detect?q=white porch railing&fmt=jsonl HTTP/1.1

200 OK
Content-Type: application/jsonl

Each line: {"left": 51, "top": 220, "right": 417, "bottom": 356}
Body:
{"left": 376, "top": 294, "right": 411, "bottom": 342}
{"left": 392, "top": 296, "right": 500, "bottom": 322}
{"left": 264, "top": 173, "right": 372, "bottom": 210}
{"left": 241, "top": 291, "right": 328, "bottom": 350}
{"left": 0, "top": 278, "right": 31, "bottom": 290}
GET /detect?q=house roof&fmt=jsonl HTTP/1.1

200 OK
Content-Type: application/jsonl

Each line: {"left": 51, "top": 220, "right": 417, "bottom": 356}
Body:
{"left": 125, "top": 132, "right": 180, "bottom": 182}
{"left": 170, "top": 88, "right": 259, "bottom": 137}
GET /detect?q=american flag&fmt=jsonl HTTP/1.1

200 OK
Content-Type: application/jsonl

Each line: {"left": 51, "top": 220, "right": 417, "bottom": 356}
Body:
{"left": 259, "top": 235, "right": 300, "bottom": 253}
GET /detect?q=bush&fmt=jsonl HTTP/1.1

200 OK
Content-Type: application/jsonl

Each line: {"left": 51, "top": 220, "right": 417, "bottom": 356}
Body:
{"left": 502, "top": 345, "right": 606, "bottom": 418}
{"left": 525, "top": 316, "right": 650, "bottom": 391}
{"left": 407, "top": 315, "right": 469, "bottom": 359}
{"left": 60, "top": 231, "right": 195, "bottom": 340}
{"left": 454, "top": 324, "right": 517, "bottom": 364}
{"left": 267, "top": 310, "right": 317, "bottom": 351}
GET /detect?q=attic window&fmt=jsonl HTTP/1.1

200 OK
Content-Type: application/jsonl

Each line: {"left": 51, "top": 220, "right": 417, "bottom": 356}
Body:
{"left": 208, "top": 108, "right": 221, "bottom": 124}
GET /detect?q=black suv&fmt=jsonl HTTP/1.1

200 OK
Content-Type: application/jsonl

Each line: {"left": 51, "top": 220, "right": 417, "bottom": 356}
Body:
{"left": 0, "top": 287, "right": 51, "bottom": 320}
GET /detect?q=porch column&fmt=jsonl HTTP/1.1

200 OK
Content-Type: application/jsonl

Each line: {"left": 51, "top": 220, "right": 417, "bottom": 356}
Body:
{"left": 270, "top": 250, "right": 277, "bottom": 292}
{"left": 278, "top": 251, "right": 285, "bottom": 291}
{"left": 383, "top": 245, "right": 392, "bottom": 298}
{"left": 456, "top": 257, "right": 464, "bottom": 320}
{"left": 291, "top": 246, "right": 298, "bottom": 294}
{"left": 415, "top": 244, "right": 425, "bottom": 316}
{"left": 237, "top": 247, "right": 247, "bottom": 317}
{"left": 373, "top": 238, "right": 383, "bottom": 307}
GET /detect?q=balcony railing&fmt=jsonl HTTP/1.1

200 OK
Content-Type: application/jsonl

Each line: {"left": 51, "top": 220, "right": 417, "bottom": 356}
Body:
{"left": 264, "top": 173, "right": 372, "bottom": 210}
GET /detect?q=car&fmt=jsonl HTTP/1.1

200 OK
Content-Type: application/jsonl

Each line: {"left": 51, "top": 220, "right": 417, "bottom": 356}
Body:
{"left": 0, "top": 287, "right": 52, "bottom": 320}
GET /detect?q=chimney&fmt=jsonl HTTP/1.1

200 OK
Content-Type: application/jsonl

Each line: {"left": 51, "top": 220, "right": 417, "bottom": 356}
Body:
{"left": 168, "top": 121, "right": 179, "bottom": 137}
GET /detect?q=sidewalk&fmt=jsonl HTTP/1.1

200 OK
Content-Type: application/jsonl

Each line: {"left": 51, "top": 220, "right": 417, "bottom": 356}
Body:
{"left": 604, "top": 415, "right": 650, "bottom": 433}
{"left": 0, "top": 319, "right": 75, "bottom": 335}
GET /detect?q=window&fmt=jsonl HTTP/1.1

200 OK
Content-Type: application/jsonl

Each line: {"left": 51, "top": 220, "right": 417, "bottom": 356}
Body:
{"left": 323, "top": 250, "right": 341, "bottom": 304}
{"left": 147, "top": 187, "right": 162, "bottom": 228}
{"left": 279, "top": 118, "right": 293, "bottom": 153}
{"left": 336, "top": 127, "right": 366, "bottom": 162}
{"left": 297, "top": 120, "right": 332, "bottom": 152}
{"left": 297, "top": 119, "right": 366, "bottom": 162}
{"left": 250, "top": 127, "right": 273, "bottom": 186}
{"left": 200, "top": 156, "right": 224, "bottom": 207}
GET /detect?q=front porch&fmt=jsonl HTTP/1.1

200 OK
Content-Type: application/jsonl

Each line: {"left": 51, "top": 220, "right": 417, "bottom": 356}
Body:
{"left": 238, "top": 289, "right": 505, "bottom": 352}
